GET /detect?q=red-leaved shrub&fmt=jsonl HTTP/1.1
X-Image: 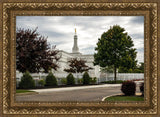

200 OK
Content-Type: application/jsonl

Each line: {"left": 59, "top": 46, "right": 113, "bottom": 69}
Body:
{"left": 121, "top": 81, "right": 136, "bottom": 96}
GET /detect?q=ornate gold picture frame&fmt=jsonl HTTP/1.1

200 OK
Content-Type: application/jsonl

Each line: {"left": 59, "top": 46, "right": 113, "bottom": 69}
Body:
{"left": 0, "top": 0, "right": 159, "bottom": 116}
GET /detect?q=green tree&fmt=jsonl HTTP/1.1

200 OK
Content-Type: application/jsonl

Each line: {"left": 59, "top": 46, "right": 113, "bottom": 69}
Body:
{"left": 19, "top": 71, "right": 35, "bottom": 89}
{"left": 118, "top": 67, "right": 129, "bottom": 73}
{"left": 45, "top": 72, "right": 57, "bottom": 86}
{"left": 66, "top": 73, "right": 75, "bottom": 85}
{"left": 83, "top": 72, "right": 90, "bottom": 85}
{"left": 118, "top": 62, "right": 144, "bottom": 73}
{"left": 100, "top": 66, "right": 114, "bottom": 73}
{"left": 94, "top": 25, "right": 137, "bottom": 82}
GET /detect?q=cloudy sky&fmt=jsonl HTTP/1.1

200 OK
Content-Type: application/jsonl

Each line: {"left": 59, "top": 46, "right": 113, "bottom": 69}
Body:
{"left": 16, "top": 16, "right": 144, "bottom": 63}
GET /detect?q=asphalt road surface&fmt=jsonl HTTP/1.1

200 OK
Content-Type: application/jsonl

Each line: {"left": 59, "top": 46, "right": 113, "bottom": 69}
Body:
{"left": 16, "top": 86, "right": 141, "bottom": 102}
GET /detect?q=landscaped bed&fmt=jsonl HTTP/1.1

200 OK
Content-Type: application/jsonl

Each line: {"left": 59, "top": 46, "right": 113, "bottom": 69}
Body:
{"left": 101, "top": 80, "right": 144, "bottom": 84}
{"left": 101, "top": 80, "right": 124, "bottom": 84}
{"left": 105, "top": 95, "right": 144, "bottom": 101}
{"left": 104, "top": 80, "right": 144, "bottom": 101}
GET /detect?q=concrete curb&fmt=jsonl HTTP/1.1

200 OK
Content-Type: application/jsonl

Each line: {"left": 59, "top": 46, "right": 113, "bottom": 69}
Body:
{"left": 102, "top": 93, "right": 142, "bottom": 101}
{"left": 102, "top": 93, "right": 122, "bottom": 101}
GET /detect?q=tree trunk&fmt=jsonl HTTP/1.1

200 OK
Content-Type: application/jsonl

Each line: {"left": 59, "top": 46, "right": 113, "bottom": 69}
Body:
{"left": 114, "top": 66, "right": 117, "bottom": 83}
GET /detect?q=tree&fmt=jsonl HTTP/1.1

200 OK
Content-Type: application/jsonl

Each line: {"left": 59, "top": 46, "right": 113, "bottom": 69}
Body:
{"left": 64, "top": 58, "right": 92, "bottom": 73}
{"left": 66, "top": 73, "right": 75, "bottom": 85}
{"left": 100, "top": 66, "right": 114, "bottom": 73}
{"left": 118, "top": 62, "right": 144, "bottom": 73}
{"left": 16, "top": 28, "right": 61, "bottom": 73}
{"left": 94, "top": 25, "right": 137, "bottom": 82}
{"left": 19, "top": 71, "right": 35, "bottom": 89}
{"left": 118, "top": 67, "right": 130, "bottom": 73}
{"left": 45, "top": 72, "right": 57, "bottom": 86}
{"left": 83, "top": 72, "right": 90, "bottom": 85}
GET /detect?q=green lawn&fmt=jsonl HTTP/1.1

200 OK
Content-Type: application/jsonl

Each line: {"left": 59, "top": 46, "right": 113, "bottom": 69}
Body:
{"left": 16, "top": 90, "right": 35, "bottom": 93}
{"left": 105, "top": 95, "right": 144, "bottom": 101}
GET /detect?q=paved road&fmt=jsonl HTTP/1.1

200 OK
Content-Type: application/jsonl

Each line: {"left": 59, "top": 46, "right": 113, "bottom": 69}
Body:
{"left": 16, "top": 85, "right": 141, "bottom": 102}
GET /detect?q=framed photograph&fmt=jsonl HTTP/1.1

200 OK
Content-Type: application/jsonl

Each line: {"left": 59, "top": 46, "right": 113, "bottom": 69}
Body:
{"left": 0, "top": 0, "right": 159, "bottom": 116}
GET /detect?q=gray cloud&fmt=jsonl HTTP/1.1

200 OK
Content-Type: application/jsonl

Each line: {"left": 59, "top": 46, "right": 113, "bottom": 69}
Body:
{"left": 137, "top": 48, "right": 144, "bottom": 52}
{"left": 130, "top": 33, "right": 144, "bottom": 40}
{"left": 42, "top": 30, "right": 66, "bottom": 38}
{"left": 130, "top": 16, "right": 144, "bottom": 24}
{"left": 16, "top": 16, "right": 144, "bottom": 63}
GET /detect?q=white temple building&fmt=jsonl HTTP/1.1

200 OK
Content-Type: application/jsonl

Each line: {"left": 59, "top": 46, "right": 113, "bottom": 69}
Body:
{"left": 52, "top": 29, "right": 100, "bottom": 79}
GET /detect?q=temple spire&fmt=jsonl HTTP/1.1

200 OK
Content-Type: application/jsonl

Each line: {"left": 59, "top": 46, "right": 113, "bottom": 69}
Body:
{"left": 72, "top": 28, "right": 79, "bottom": 53}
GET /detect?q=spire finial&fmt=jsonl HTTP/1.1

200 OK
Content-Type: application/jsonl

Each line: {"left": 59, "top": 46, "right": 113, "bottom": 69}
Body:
{"left": 75, "top": 28, "right": 76, "bottom": 34}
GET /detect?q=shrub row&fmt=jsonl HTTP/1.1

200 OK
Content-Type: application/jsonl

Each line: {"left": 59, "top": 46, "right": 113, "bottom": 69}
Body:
{"left": 19, "top": 71, "right": 97, "bottom": 89}
{"left": 19, "top": 71, "right": 57, "bottom": 89}
{"left": 62, "top": 72, "right": 97, "bottom": 85}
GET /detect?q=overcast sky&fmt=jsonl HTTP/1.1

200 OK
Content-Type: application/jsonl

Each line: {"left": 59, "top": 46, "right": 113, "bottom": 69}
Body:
{"left": 16, "top": 16, "right": 144, "bottom": 63}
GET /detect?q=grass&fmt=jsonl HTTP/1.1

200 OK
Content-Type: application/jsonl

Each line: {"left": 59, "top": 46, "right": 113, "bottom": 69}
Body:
{"left": 16, "top": 89, "right": 35, "bottom": 93}
{"left": 105, "top": 95, "right": 144, "bottom": 101}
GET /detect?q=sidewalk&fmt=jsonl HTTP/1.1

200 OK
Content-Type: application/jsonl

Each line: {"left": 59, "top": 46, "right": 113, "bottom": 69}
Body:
{"left": 30, "top": 81, "right": 143, "bottom": 93}
{"left": 30, "top": 84, "right": 121, "bottom": 93}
